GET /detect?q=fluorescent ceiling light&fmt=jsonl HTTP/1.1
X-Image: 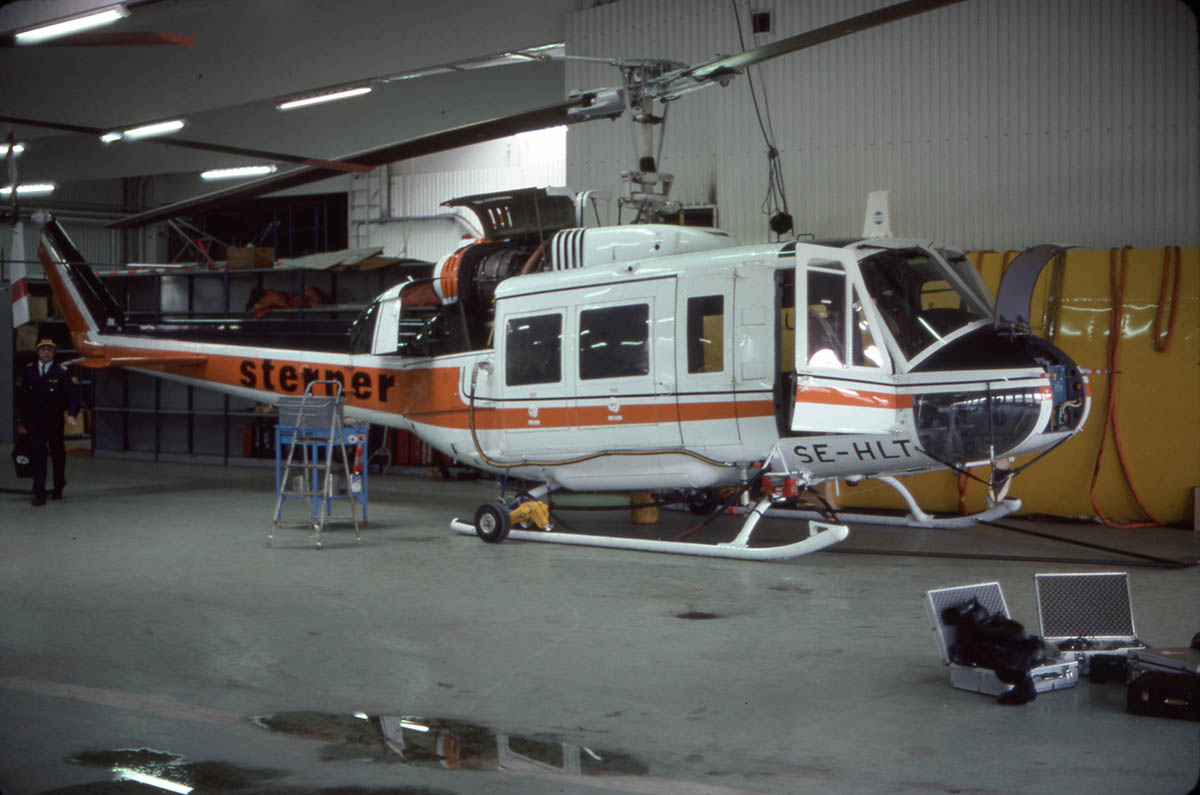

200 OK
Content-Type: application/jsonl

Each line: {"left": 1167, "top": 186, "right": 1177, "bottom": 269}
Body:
{"left": 113, "top": 768, "right": 193, "bottom": 794}
{"left": 278, "top": 86, "right": 372, "bottom": 110}
{"left": 0, "top": 142, "right": 25, "bottom": 156}
{"left": 1, "top": 183, "right": 56, "bottom": 196}
{"left": 102, "top": 120, "right": 185, "bottom": 142}
{"left": 201, "top": 164, "right": 278, "bottom": 181}
{"left": 122, "top": 119, "right": 185, "bottom": 139}
{"left": 399, "top": 720, "right": 430, "bottom": 733}
{"left": 16, "top": 4, "right": 129, "bottom": 44}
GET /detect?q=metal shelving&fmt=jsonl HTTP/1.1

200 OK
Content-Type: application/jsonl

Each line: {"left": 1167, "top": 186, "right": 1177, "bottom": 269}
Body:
{"left": 89, "top": 261, "right": 419, "bottom": 463}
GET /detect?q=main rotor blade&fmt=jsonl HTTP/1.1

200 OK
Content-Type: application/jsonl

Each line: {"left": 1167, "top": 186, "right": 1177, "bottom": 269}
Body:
{"left": 0, "top": 114, "right": 372, "bottom": 174}
{"left": 108, "top": 100, "right": 582, "bottom": 229}
{"left": 688, "top": 0, "right": 967, "bottom": 81}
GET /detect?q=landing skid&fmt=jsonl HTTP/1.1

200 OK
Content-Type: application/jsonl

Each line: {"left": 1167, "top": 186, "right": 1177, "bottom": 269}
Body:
{"left": 766, "top": 475, "right": 1021, "bottom": 529}
{"left": 450, "top": 496, "right": 850, "bottom": 561}
{"left": 764, "top": 498, "right": 1020, "bottom": 529}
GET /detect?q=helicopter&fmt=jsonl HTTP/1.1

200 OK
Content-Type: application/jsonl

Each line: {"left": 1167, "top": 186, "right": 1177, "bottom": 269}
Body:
{"left": 16, "top": 0, "right": 1093, "bottom": 559}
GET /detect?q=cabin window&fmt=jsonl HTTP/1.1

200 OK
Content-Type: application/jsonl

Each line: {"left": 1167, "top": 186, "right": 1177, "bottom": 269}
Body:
{"left": 806, "top": 268, "right": 847, "bottom": 368}
{"left": 686, "top": 295, "right": 724, "bottom": 373}
{"left": 579, "top": 303, "right": 650, "bottom": 380}
{"left": 348, "top": 301, "right": 379, "bottom": 355}
{"left": 506, "top": 313, "right": 562, "bottom": 386}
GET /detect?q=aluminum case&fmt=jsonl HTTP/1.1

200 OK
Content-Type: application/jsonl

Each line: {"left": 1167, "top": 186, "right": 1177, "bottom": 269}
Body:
{"left": 924, "top": 581, "right": 1078, "bottom": 697}
{"left": 1034, "top": 572, "right": 1145, "bottom": 675}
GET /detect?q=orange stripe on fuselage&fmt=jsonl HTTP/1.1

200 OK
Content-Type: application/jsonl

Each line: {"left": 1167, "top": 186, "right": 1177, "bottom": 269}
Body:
{"left": 80, "top": 338, "right": 783, "bottom": 433}
{"left": 795, "top": 384, "right": 913, "bottom": 410}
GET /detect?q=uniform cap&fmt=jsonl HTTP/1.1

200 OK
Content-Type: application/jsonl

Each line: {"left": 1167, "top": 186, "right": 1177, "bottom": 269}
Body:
{"left": 35, "top": 339, "right": 57, "bottom": 349}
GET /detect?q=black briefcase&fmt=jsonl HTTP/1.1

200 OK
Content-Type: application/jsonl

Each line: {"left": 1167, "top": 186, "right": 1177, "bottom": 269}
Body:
{"left": 1127, "top": 647, "right": 1200, "bottom": 722}
{"left": 11, "top": 436, "right": 33, "bottom": 478}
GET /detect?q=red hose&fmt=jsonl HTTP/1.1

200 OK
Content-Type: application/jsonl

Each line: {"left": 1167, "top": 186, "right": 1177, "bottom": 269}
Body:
{"left": 1088, "top": 246, "right": 1167, "bottom": 528}
{"left": 1152, "top": 246, "right": 1181, "bottom": 353}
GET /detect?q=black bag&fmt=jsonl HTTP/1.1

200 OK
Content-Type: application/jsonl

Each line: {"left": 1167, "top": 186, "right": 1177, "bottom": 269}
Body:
{"left": 942, "top": 597, "right": 1048, "bottom": 705}
{"left": 12, "top": 435, "right": 33, "bottom": 478}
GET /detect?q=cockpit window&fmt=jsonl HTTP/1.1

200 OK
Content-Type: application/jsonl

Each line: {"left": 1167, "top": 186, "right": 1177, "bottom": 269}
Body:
{"left": 348, "top": 301, "right": 379, "bottom": 355}
{"left": 858, "top": 249, "right": 991, "bottom": 361}
{"left": 938, "top": 247, "right": 995, "bottom": 311}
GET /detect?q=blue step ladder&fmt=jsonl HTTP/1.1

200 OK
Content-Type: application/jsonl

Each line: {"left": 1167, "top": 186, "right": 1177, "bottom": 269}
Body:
{"left": 269, "top": 381, "right": 363, "bottom": 548}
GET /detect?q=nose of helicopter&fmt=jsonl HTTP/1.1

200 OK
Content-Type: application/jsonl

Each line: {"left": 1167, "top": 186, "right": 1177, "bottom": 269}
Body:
{"left": 910, "top": 328, "right": 1091, "bottom": 465}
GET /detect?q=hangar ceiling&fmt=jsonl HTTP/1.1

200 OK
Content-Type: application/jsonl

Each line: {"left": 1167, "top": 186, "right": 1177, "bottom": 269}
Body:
{"left": 0, "top": 0, "right": 581, "bottom": 190}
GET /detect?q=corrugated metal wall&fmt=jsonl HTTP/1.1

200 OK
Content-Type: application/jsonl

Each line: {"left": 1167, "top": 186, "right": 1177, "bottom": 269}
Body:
{"left": 352, "top": 143, "right": 566, "bottom": 262}
{"left": 566, "top": 0, "right": 1199, "bottom": 249}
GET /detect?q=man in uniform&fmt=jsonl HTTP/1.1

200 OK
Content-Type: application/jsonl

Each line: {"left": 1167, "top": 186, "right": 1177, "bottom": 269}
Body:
{"left": 16, "top": 339, "right": 81, "bottom": 506}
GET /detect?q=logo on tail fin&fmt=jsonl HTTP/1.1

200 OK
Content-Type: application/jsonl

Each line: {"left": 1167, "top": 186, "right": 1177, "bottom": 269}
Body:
{"left": 861, "top": 190, "right": 893, "bottom": 239}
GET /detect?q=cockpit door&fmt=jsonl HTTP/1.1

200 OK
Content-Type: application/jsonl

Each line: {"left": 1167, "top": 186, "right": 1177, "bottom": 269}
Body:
{"left": 792, "top": 245, "right": 899, "bottom": 434}
{"left": 371, "top": 295, "right": 402, "bottom": 355}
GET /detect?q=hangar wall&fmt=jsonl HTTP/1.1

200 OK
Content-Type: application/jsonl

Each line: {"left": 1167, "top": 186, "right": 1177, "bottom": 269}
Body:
{"left": 350, "top": 128, "right": 567, "bottom": 262}
{"left": 564, "top": 0, "right": 1199, "bottom": 250}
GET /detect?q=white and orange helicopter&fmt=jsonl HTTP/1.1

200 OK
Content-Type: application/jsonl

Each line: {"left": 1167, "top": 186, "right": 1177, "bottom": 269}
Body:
{"left": 15, "top": 0, "right": 1092, "bottom": 559}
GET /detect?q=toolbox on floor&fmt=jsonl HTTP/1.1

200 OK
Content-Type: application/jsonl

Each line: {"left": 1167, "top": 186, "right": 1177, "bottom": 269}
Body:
{"left": 1034, "top": 572, "right": 1145, "bottom": 678}
{"left": 1126, "top": 646, "right": 1200, "bottom": 722}
{"left": 924, "top": 582, "right": 1078, "bottom": 698}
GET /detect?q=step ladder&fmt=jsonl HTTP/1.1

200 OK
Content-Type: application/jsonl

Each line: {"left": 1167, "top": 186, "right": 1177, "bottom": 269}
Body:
{"left": 269, "top": 381, "right": 361, "bottom": 548}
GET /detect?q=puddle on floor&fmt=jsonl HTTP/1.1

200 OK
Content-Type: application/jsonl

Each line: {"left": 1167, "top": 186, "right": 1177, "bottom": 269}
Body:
{"left": 48, "top": 747, "right": 281, "bottom": 793}
{"left": 674, "top": 610, "right": 721, "bottom": 620}
{"left": 43, "top": 712, "right": 647, "bottom": 793}
{"left": 253, "top": 710, "right": 648, "bottom": 776}
{"left": 52, "top": 746, "right": 455, "bottom": 793}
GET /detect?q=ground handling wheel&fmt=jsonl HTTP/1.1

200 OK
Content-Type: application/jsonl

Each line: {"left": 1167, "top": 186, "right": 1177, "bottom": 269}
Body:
{"left": 474, "top": 502, "right": 511, "bottom": 543}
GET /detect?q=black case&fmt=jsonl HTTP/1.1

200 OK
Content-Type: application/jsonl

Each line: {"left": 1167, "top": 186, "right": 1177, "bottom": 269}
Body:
{"left": 1126, "top": 647, "right": 1200, "bottom": 722}
{"left": 1126, "top": 670, "right": 1200, "bottom": 721}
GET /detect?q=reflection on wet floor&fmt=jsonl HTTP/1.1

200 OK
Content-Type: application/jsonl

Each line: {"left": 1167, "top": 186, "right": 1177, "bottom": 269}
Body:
{"left": 254, "top": 710, "right": 649, "bottom": 775}
{"left": 43, "top": 712, "right": 648, "bottom": 793}
{"left": 54, "top": 747, "right": 281, "bottom": 793}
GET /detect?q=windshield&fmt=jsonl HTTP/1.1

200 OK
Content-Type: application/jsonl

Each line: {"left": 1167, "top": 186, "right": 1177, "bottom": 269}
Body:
{"left": 858, "top": 247, "right": 992, "bottom": 362}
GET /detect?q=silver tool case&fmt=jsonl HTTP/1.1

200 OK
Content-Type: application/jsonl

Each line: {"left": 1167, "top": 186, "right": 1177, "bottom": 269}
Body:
{"left": 924, "top": 581, "right": 1078, "bottom": 697}
{"left": 1034, "top": 572, "right": 1145, "bottom": 675}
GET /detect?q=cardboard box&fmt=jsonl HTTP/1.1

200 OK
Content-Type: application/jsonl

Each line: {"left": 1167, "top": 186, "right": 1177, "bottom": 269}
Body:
{"left": 27, "top": 295, "right": 49, "bottom": 321}
{"left": 15, "top": 325, "right": 39, "bottom": 351}
{"left": 227, "top": 246, "right": 274, "bottom": 270}
{"left": 64, "top": 407, "right": 90, "bottom": 438}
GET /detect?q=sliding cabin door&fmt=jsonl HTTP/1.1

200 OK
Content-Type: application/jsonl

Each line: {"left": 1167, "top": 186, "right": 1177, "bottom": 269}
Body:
{"left": 572, "top": 278, "right": 681, "bottom": 450}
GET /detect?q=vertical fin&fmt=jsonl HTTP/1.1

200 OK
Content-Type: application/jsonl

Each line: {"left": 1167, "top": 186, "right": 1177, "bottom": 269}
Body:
{"left": 861, "top": 190, "right": 893, "bottom": 238}
{"left": 34, "top": 213, "right": 125, "bottom": 356}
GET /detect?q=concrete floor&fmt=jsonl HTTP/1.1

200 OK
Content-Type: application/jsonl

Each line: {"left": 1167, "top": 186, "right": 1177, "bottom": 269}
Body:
{"left": 1, "top": 448, "right": 1198, "bottom": 795}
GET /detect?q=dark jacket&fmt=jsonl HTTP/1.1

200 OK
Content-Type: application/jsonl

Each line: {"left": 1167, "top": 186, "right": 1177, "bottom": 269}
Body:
{"left": 17, "top": 360, "right": 81, "bottom": 430}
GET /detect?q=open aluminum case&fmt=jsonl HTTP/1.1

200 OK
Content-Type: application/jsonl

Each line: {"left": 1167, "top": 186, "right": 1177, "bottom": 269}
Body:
{"left": 1034, "top": 572, "right": 1145, "bottom": 675}
{"left": 924, "top": 582, "right": 1078, "bottom": 697}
